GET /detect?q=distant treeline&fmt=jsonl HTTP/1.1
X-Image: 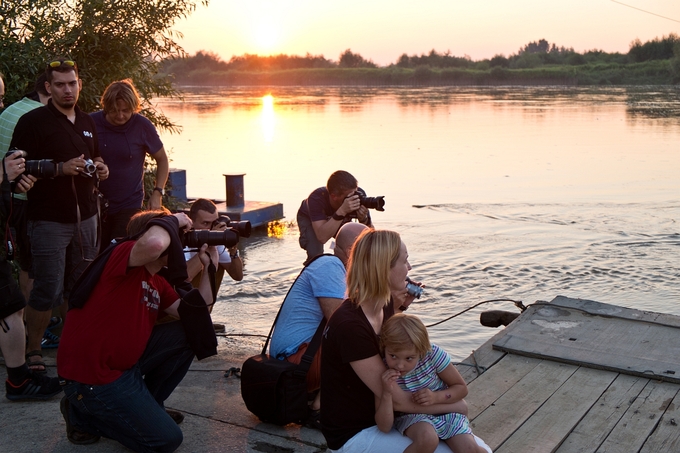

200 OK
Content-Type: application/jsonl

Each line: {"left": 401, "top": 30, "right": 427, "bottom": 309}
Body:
{"left": 161, "top": 35, "right": 680, "bottom": 86}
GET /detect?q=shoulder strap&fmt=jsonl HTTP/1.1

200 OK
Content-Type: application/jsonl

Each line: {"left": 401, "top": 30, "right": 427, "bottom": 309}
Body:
{"left": 296, "top": 319, "right": 326, "bottom": 373}
{"left": 260, "top": 253, "right": 340, "bottom": 354}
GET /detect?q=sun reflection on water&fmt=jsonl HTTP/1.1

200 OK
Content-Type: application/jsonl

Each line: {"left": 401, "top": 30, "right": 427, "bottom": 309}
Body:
{"left": 261, "top": 94, "right": 275, "bottom": 142}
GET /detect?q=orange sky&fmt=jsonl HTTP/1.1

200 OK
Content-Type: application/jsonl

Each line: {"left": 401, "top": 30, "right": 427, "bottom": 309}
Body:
{"left": 174, "top": 0, "right": 679, "bottom": 65}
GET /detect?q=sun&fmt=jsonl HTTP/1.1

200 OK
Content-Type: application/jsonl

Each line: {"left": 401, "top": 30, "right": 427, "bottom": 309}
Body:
{"left": 254, "top": 20, "right": 279, "bottom": 52}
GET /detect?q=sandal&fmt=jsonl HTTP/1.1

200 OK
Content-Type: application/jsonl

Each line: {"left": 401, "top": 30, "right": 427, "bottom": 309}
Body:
{"left": 41, "top": 330, "right": 60, "bottom": 349}
{"left": 26, "top": 350, "right": 47, "bottom": 374}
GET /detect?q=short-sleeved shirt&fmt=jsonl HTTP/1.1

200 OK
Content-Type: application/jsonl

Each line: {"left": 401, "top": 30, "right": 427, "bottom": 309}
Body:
{"left": 91, "top": 111, "right": 163, "bottom": 213}
{"left": 57, "top": 241, "right": 178, "bottom": 385}
{"left": 10, "top": 101, "right": 99, "bottom": 223}
{"left": 0, "top": 97, "right": 43, "bottom": 202}
{"left": 269, "top": 255, "right": 346, "bottom": 359}
{"left": 396, "top": 344, "right": 452, "bottom": 393}
{"left": 320, "top": 298, "right": 395, "bottom": 450}
{"left": 298, "top": 186, "right": 371, "bottom": 230}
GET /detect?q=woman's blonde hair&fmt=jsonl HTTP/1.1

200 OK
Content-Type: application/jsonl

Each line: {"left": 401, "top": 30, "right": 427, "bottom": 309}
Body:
{"left": 346, "top": 229, "right": 402, "bottom": 310}
{"left": 380, "top": 313, "right": 431, "bottom": 358}
{"left": 101, "top": 79, "right": 141, "bottom": 114}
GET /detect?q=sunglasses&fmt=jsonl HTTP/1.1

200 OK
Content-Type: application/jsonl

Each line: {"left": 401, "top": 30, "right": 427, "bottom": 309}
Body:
{"left": 48, "top": 60, "right": 76, "bottom": 68}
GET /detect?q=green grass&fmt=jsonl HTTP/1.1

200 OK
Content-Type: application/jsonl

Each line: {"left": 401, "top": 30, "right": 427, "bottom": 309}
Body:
{"left": 163, "top": 60, "right": 676, "bottom": 87}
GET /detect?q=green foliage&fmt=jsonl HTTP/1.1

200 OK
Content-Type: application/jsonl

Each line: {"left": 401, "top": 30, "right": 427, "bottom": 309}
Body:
{"left": 0, "top": 0, "right": 208, "bottom": 132}
{"left": 390, "top": 49, "right": 472, "bottom": 69}
{"left": 628, "top": 34, "right": 679, "bottom": 63}
{"left": 160, "top": 50, "right": 336, "bottom": 83}
{"left": 339, "top": 49, "right": 376, "bottom": 68}
{"left": 142, "top": 152, "right": 187, "bottom": 211}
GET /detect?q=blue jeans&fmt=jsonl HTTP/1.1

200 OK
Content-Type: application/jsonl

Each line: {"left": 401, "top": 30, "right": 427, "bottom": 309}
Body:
{"left": 62, "top": 322, "right": 195, "bottom": 453}
{"left": 28, "top": 215, "right": 98, "bottom": 310}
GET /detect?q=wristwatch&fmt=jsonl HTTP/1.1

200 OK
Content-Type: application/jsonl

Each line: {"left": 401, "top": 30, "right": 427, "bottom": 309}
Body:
{"left": 153, "top": 187, "right": 165, "bottom": 196}
{"left": 332, "top": 212, "right": 345, "bottom": 221}
{"left": 230, "top": 250, "right": 239, "bottom": 259}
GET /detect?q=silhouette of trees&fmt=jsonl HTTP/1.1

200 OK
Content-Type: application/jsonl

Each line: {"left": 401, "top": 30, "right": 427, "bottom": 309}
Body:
{"left": 628, "top": 33, "right": 679, "bottom": 62}
{"left": 338, "top": 49, "right": 376, "bottom": 68}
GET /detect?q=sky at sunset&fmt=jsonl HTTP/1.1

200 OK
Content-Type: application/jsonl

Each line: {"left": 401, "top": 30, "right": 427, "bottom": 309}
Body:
{"left": 174, "top": 0, "right": 680, "bottom": 66}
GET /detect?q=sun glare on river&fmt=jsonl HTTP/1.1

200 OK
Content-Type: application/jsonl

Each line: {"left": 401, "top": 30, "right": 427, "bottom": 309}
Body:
{"left": 261, "top": 94, "right": 276, "bottom": 142}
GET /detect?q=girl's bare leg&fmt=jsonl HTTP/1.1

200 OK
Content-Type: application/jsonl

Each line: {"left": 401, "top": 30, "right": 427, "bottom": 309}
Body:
{"left": 403, "top": 422, "right": 440, "bottom": 453}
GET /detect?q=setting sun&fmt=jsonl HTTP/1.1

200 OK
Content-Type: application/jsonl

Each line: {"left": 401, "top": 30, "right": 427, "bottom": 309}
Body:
{"left": 254, "top": 19, "right": 279, "bottom": 52}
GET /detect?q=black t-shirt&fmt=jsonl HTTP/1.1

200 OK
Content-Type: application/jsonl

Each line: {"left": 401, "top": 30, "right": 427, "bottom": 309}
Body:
{"left": 320, "top": 298, "right": 395, "bottom": 450}
{"left": 10, "top": 101, "right": 99, "bottom": 223}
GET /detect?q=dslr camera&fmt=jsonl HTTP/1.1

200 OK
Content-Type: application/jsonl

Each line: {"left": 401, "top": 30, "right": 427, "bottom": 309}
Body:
{"left": 351, "top": 187, "right": 385, "bottom": 212}
{"left": 183, "top": 217, "right": 252, "bottom": 249}
{"left": 5, "top": 149, "right": 58, "bottom": 180}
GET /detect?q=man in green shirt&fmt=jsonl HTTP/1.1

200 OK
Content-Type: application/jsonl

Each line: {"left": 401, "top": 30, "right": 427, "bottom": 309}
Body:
{"left": 0, "top": 73, "right": 50, "bottom": 306}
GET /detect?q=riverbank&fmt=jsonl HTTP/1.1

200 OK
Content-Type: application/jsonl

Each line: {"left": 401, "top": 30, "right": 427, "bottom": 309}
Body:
{"left": 0, "top": 337, "right": 328, "bottom": 452}
{"left": 164, "top": 60, "right": 676, "bottom": 86}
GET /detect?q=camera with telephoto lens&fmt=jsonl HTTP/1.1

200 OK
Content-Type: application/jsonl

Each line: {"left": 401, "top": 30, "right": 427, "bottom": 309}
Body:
{"left": 80, "top": 158, "right": 97, "bottom": 178}
{"left": 183, "top": 229, "right": 241, "bottom": 249}
{"left": 214, "top": 216, "right": 252, "bottom": 238}
{"left": 5, "top": 148, "right": 58, "bottom": 180}
{"left": 352, "top": 188, "right": 385, "bottom": 212}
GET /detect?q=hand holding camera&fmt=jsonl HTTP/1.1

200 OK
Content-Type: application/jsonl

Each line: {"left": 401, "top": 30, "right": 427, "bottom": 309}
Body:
{"left": 2, "top": 149, "right": 27, "bottom": 182}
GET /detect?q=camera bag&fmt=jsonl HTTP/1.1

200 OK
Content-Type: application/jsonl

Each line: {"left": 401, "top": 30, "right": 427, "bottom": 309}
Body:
{"left": 240, "top": 254, "right": 334, "bottom": 425}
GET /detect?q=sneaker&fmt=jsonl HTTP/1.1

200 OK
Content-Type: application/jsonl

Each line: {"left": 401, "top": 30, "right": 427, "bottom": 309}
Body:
{"left": 60, "top": 396, "right": 100, "bottom": 445}
{"left": 46, "top": 316, "right": 63, "bottom": 332}
{"left": 41, "top": 330, "right": 60, "bottom": 349}
{"left": 166, "top": 408, "right": 185, "bottom": 425}
{"left": 5, "top": 373, "right": 63, "bottom": 401}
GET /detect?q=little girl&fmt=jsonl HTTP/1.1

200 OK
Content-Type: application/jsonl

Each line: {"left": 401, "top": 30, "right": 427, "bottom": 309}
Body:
{"left": 376, "top": 313, "right": 487, "bottom": 453}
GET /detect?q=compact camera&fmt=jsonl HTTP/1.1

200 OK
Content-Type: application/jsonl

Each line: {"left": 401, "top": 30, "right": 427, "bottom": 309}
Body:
{"left": 80, "top": 159, "right": 97, "bottom": 178}
{"left": 405, "top": 277, "right": 423, "bottom": 299}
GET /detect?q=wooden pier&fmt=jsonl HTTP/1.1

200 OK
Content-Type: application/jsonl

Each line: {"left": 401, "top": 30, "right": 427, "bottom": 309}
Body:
{"left": 457, "top": 295, "right": 680, "bottom": 452}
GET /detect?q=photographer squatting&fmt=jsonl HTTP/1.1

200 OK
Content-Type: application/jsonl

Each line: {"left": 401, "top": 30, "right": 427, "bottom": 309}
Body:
{"left": 57, "top": 210, "right": 217, "bottom": 451}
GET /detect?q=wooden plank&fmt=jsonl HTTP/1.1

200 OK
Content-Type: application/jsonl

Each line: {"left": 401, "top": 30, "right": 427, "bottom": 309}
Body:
{"left": 496, "top": 367, "right": 616, "bottom": 453}
{"left": 456, "top": 305, "right": 533, "bottom": 384}
{"left": 596, "top": 380, "right": 679, "bottom": 453}
{"left": 639, "top": 388, "right": 680, "bottom": 453}
{"left": 555, "top": 373, "right": 650, "bottom": 453}
{"left": 493, "top": 303, "right": 680, "bottom": 383}
{"left": 549, "top": 296, "right": 680, "bottom": 329}
{"left": 456, "top": 332, "right": 508, "bottom": 384}
{"left": 470, "top": 360, "right": 578, "bottom": 451}
{"left": 467, "top": 354, "right": 543, "bottom": 420}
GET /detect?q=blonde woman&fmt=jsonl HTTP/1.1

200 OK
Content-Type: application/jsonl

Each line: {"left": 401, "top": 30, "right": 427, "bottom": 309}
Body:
{"left": 320, "top": 229, "right": 491, "bottom": 452}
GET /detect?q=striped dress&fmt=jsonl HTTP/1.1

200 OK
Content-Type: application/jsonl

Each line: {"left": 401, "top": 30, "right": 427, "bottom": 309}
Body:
{"left": 392, "top": 344, "right": 472, "bottom": 439}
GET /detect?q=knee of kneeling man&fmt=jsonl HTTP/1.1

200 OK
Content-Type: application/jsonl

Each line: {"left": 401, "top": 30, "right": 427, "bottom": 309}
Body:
{"left": 158, "top": 427, "right": 183, "bottom": 453}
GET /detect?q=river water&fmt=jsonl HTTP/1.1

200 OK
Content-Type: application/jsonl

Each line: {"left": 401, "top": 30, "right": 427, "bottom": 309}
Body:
{"left": 157, "top": 86, "right": 680, "bottom": 360}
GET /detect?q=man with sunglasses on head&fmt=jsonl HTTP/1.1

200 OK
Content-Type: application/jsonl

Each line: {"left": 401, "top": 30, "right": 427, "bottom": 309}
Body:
{"left": 9, "top": 59, "right": 109, "bottom": 371}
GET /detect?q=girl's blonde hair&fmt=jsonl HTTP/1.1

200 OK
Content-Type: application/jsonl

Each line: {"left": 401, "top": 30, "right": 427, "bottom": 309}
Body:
{"left": 380, "top": 313, "right": 431, "bottom": 358}
{"left": 346, "top": 229, "right": 402, "bottom": 310}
